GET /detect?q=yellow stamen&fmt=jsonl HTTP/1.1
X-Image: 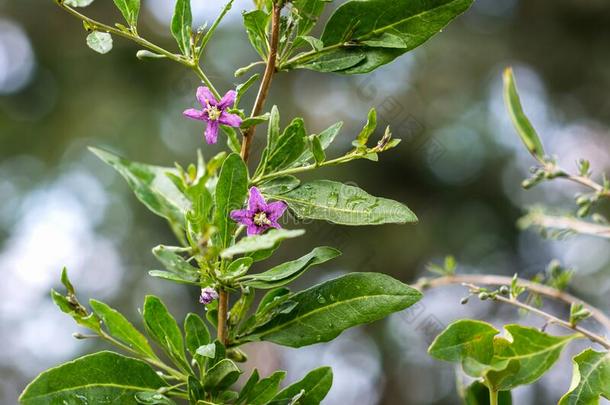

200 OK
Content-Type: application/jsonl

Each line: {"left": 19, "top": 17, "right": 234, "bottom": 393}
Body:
{"left": 253, "top": 211, "right": 271, "bottom": 226}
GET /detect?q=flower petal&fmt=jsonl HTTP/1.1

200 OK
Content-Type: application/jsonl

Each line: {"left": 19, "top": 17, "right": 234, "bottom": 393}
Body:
{"left": 204, "top": 120, "right": 219, "bottom": 144}
{"left": 266, "top": 201, "right": 287, "bottom": 221}
{"left": 247, "top": 224, "right": 263, "bottom": 236}
{"left": 196, "top": 86, "right": 217, "bottom": 107}
{"left": 248, "top": 187, "right": 267, "bottom": 212}
{"left": 183, "top": 108, "right": 205, "bottom": 120}
{"left": 218, "top": 90, "right": 237, "bottom": 109}
{"left": 269, "top": 220, "right": 282, "bottom": 230}
{"left": 219, "top": 111, "right": 242, "bottom": 128}
{"left": 230, "top": 209, "right": 253, "bottom": 226}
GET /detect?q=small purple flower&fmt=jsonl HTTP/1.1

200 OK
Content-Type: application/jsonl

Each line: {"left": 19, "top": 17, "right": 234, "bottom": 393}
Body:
{"left": 230, "top": 187, "right": 288, "bottom": 236}
{"left": 199, "top": 287, "right": 219, "bottom": 305}
{"left": 183, "top": 87, "right": 242, "bottom": 144}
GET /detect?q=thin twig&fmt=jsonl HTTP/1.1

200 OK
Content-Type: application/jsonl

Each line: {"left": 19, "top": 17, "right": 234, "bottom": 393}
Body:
{"left": 217, "top": 289, "right": 229, "bottom": 345}
{"left": 462, "top": 282, "right": 610, "bottom": 350}
{"left": 524, "top": 212, "right": 610, "bottom": 239}
{"left": 415, "top": 274, "right": 610, "bottom": 332}
{"left": 240, "top": 2, "right": 282, "bottom": 161}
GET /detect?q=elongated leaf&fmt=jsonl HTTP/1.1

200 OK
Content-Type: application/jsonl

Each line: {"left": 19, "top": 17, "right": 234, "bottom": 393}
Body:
{"left": 354, "top": 108, "right": 377, "bottom": 147}
{"left": 203, "top": 359, "right": 241, "bottom": 392}
{"left": 90, "top": 300, "right": 156, "bottom": 359}
{"left": 293, "top": 0, "right": 328, "bottom": 36}
{"left": 486, "top": 325, "right": 576, "bottom": 391}
{"left": 112, "top": 0, "right": 140, "bottom": 26}
{"left": 221, "top": 229, "right": 305, "bottom": 258}
{"left": 269, "top": 367, "right": 333, "bottom": 405}
{"left": 237, "top": 370, "right": 260, "bottom": 405}
{"left": 559, "top": 349, "right": 610, "bottom": 405}
{"left": 264, "top": 118, "right": 307, "bottom": 173}
{"left": 142, "top": 296, "right": 189, "bottom": 371}
{"left": 152, "top": 245, "right": 200, "bottom": 284}
{"left": 135, "top": 392, "right": 176, "bottom": 404}
{"left": 243, "top": 10, "right": 269, "bottom": 58}
{"left": 266, "top": 180, "right": 417, "bottom": 225}
{"left": 241, "top": 246, "right": 341, "bottom": 289}
{"left": 214, "top": 153, "right": 248, "bottom": 249}
{"left": 19, "top": 352, "right": 167, "bottom": 404}
{"left": 292, "top": 0, "right": 473, "bottom": 74}
{"left": 238, "top": 272, "right": 422, "bottom": 347}
{"left": 464, "top": 381, "right": 512, "bottom": 405}
{"left": 503, "top": 67, "right": 545, "bottom": 160}
{"left": 172, "top": 0, "right": 192, "bottom": 56}
{"left": 293, "top": 121, "right": 343, "bottom": 166}
{"left": 90, "top": 147, "right": 190, "bottom": 228}
{"left": 185, "top": 313, "right": 211, "bottom": 370}
{"left": 65, "top": 0, "right": 95, "bottom": 6}
{"left": 246, "top": 371, "right": 286, "bottom": 405}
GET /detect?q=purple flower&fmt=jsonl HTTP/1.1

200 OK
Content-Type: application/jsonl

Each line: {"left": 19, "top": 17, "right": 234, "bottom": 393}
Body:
{"left": 199, "top": 287, "right": 219, "bottom": 305}
{"left": 183, "top": 87, "right": 242, "bottom": 144}
{"left": 230, "top": 187, "right": 288, "bottom": 236}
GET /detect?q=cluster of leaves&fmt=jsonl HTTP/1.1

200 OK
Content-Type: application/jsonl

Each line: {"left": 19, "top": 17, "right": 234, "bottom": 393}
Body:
{"left": 424, "top": 70, "right": 610, "bottom": 405}
{"left": 21, "top": 0, "right": 478, "bottom": 403}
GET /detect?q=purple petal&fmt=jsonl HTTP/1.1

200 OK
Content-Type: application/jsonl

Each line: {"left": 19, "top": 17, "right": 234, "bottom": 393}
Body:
{"left": 183, "top": 108, "right": 205, "bottom": 121}
{"left": 205, "top": 120, "right": 219, "bottom": 144}
{"left": 248, "top": 187, "right": 267, "bottom": 212}
{"left": 266, "top": 201, "right": 287, "bottom": 221}
{"left": 196, "top": 86, "right": 217, "bottom": 107}
{"left": 230, "top": 209, "right": 253, "bottom": 226}
{"left": 247, "top": 224, "right": 263, "bottom": 236}
{"left": 269, "top": 220, "right": 282, "bottom": 230}
{"left": 217, "top": 90, "right": 237, "bottom": 109}
{"left": 218, "top": 111, "right": 242, "bottom": 128}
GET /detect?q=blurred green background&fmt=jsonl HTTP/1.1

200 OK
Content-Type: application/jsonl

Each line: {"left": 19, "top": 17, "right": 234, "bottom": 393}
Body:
{"left": 1, "top": 0, "right": 610, "bottom": 403}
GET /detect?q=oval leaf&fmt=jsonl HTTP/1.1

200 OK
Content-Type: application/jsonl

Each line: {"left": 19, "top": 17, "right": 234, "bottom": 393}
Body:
{"left": 214, "top": 153, "right": 249, "bottom": 249}
{"left": 269, "top": 367, "right": 333, "bottom": 405}
{"left": 238, "top": 272, "right": 422, "bottom": 347}
{"left": 86, "top": 31, "right": 113, "bottom": 54}
{"left": 19, "top": 352, "right": 167, "bottom": 404}
{"left": 266, "top": 180, "right": 417, "bottom": 225}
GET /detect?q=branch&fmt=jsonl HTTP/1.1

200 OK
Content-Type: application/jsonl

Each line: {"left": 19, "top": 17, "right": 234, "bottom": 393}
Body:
{"left": 415, "top": 274, "right": 610, "bottom": 332}
{"left": 521, "top": 211, "right": 610, "bottom": 239}
{"left": 462, "top": 282, "right": 610, "bottom": 350}
{"left": 240, "top": 2, "right": 282, "bottom": 161}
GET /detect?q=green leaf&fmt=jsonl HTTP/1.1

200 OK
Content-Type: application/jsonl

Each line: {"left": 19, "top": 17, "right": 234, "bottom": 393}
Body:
{"left": 246, "top": 371, "right": 286, "bottom": 405}
{"left": 266, "top": 180, "right": 417, "bottom": 225}
{"left": 221, "top": 229, "right": 306, "bottom": 259}
{"left": 152, "top": 245, "right": 201, "bottom": 284}
{"left": 235, "top": 74, "right": 260, "bottom": 105}
{"left": 241, "top": 246, "right": 341, "bottom": 289}
{"left": 90, "top": 147, "right": 190, "bottom": 229}
{"left": 196, "top": 343, "right": 217, "bottom": 359}
{"left": 309, "top": 135, "right": 326, "bottom": 165}
{"left": 214, "top": 153, "right": 249, "bottom": 249}
{"left": 89, "top": 299, "right": 156, "bottom": 359}
{"left": 241, "top": 114, "right": 270, "bottom": 129}
{"left": 171, "top": 0, "right": 193, "bottom": 56}
{"left": 142, "top": 296, "right": 189, "bottom": 371}
{"left": 269, "top": 367, "right": 333, "bottom": 405}
{"left": 293, "top": 121, "right": 343, "bottom": 166}
{"left": 243, "top": 10, "right": 270, "bottom": 59}
{"left": 486, "top": 325, "right": 576, "bottom": 391}
{"left": 503, "top": 67, "right": 545, "bottom": 161}
{"left": 222, "top": 126, "right": 241, "bottom": 154}
{"left": 225, "top": 257, "right": 254, "bottom": 279}
{"left": 237, "top": 370, "right": 260, "bottom": 404}
{"left": 296, "top": 35, "right": 324, "bottom": 51}
{"left": 464, "top": 381, "right": 512, "bottom": 405}
{"left": 354, "top": 108, "right": 377, "bottom": 147}
{"left": 185, "top": 313, "right": 211, "bottom": 370}
{"left": 428, "top": 320, "right": 499, "bottom": 377}
{"left": 148, "top": 271, "right": 200, "bottom": 286}
{"left": 559, "top": 349, "right": 610, "bottom": 405}
{"left": 112, "top": 0, "right": 140, "bottom": 26}
{"left": 292, "top": 0, "right": 329, "bottom": 36}
{"left": 294, "top": 0, "right": 473, "bottom": 74}
{"left": 86, "top": 31, "right": 113, "bottom": 54}
{"left": 264, "top": 118, "right": 307, "bottom": 174}
{"left": 238, "top": 272, "right": 422, "bottom": 347}
{"left": 203, "top": 359, "right": 241, "bottom": 392}
{"left": 258, "top": 176, "right": 301, "bottom": 195}
{"left": 19, "top": 352, "right": 167, "bottom": 404}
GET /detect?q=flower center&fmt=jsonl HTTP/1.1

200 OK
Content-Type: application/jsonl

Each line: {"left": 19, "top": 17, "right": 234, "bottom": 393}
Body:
{"left": 206, "top": 105, "right": 221, "bottom": 121}
{"left": 253, "top": 211, "right": 271, "bottom": 227}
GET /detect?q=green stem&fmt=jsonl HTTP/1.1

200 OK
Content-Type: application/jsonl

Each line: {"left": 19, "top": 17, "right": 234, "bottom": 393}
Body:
{"left": 488, "top": 388, "right": 499, "bottom": 405}
{"left": 250, "top": 153, "right": 357, "bottom": 184}
{"left": 198, "top": 0, "right": 235, "bottom": 55}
